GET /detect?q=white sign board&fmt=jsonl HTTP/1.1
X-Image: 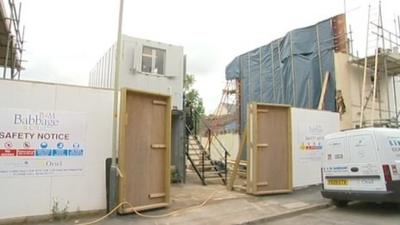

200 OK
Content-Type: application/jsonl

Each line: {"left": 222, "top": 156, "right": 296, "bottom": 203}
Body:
{"left": 291, "top": 108, "right": 340, "bottom": 187}
{"left": 0, "top": 109, "right": 87, "bottom": 177}
{"left": 297, "top": 122, "right": 325, "bottom": 162}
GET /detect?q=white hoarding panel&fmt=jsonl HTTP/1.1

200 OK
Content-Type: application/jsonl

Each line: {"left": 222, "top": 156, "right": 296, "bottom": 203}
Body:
{"left": 291, "top": 108, "right": 340, "bottom": 187}
{"left": 0, "top": 110, "right": 87, "bottom": 177}
{"left": 0, "top": 80, "right": 113, "bottom": 220}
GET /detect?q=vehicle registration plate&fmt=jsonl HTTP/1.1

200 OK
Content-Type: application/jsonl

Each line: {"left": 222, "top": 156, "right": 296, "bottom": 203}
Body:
{"left": 328, "top": 179, "right": 348, "bottom": 185}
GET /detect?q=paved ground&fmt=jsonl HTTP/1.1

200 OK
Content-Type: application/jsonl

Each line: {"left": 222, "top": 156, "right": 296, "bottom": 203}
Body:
{"left": 25, "top": 173, "right": 326, "bottom": 225}
{"left": 6, "top": 175, "right": 399, "bottom": 225}
{"left": 100, "top": 184, "right": 327, "bottom": 225}
{"left": 61, "top": 183, "right": 327, "bottom": 225}
{"left": 8, "top": 174, "right": 328, "bottom": 225}
{"left": 263, "top": 202, "right": 400, "bottom": 225}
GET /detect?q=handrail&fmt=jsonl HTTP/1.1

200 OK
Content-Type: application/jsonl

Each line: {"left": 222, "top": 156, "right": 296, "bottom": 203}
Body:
{"left": 207, "top": 133, "right": 225, "bottom": 160}
{"left": 186, "top": 124, "right": 225, "bottom": 161}
{"left": 186, "top": 123, "right": 227, "bottom": 183}
{"left": 185, "top": 104, "right": 229, "bottom": 184}
{"left": 185, "top": 124, "right": 206, "bottom": 185}
{"left": 191, "top": 108, "right": 231, "bottom": 157}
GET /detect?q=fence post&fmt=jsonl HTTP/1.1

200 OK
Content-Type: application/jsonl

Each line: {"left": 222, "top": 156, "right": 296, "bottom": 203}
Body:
{"left": 202, "top": 150, "right": 205, "bottom": 179}
{"left": 208, "top": 128, "right": 211, "bottom": 158}
{"left": 224, "top": 151, "right": 227, "bottom": 183}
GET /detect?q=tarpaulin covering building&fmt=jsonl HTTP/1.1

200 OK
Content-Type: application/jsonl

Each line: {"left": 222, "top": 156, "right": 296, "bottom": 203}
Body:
{"left": 226, "top": 15, "right": 345, "bottom": 131}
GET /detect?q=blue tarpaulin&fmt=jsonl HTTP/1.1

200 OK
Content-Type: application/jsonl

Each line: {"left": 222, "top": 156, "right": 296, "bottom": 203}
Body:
{"left": 226, "top": 17, "right": 337, "bottom": 131}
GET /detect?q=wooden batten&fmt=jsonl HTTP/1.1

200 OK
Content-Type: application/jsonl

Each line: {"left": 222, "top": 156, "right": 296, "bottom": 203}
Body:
{"left": 118, "top": 88, "right": 171, "bottom": 214}
{"left": 148, "top": 193, "right": 166, "bottom": 199}
{"left": 256, "top": 182, "right": 269, "bottom": 186}
{"left": 151, "top": 144, "right": 167, "bottom": 149}
{"left": 257, "top": 109, "right": 269, "bottom": 113}
{"left": 153, "top": 100, "right": 167, "bottom": 105}
{"left": 256, "top": 144, "right": 269, "bottom": 148}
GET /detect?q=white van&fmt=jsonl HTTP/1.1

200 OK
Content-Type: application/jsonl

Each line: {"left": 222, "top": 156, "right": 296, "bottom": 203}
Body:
{"left": 321, "top": 128, "right": 400, "bottom": 207}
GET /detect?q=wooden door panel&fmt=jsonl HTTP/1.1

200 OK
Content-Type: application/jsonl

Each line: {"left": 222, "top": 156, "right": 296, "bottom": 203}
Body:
{"left": 256, "top": 107, "right": 289, "bottom": 192}
{"left": 247, "top": 103, "right": 292, "bottom": 195}
{"left": 119, "top": 89, "right": 171, "bottom": 213}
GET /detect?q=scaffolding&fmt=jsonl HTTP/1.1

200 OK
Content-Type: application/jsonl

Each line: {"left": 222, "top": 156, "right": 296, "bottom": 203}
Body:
{"left": 209, "top": 80, "right": 239, "bottom": 133}
{"left": 0, "top": 0, "right": 25, "bottom": 80}
{"left": 351, "top": 2, "right": 400, "bottom": 128}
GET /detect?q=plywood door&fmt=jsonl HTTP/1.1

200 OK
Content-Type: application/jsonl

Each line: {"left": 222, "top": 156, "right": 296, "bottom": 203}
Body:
{"left": 254, "top": 105, "right": 290, "bottom": 193}
{"left": 119, "top": 90, "right": 170, "bottom": 212}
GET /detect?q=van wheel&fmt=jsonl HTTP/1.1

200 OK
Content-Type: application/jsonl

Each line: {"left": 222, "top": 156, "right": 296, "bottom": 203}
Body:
{"left": 332, "top": 199, "right": 348, "bottom": 207}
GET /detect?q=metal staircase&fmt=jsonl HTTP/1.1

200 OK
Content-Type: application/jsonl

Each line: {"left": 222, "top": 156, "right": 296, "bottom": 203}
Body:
{"left": 185, "top": 106, "right": 229, "bottom": 185}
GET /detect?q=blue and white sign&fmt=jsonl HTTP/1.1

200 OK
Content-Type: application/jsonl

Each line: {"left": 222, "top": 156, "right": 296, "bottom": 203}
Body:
{"left": 0, "top": 109, "right": 87, "bottom": 177}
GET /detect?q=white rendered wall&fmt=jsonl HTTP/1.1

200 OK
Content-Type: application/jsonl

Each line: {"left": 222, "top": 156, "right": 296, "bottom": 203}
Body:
{"left": 89, "top": 35, "right": 184, "bottom": 110}
{"left": 334, "top": 52, "right": 399, "bottom": 129}
{"left": 291, "top": 108, "right": 340, "bottom": 188}
{"left": 201, "top": 133, "right": 239, "bottom": 161}
{"left": 0, "top": 80, "right": 113, "bottom": 220}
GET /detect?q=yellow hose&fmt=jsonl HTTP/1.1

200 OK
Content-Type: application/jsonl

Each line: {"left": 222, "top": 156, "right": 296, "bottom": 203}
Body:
{"left": 77, "top": 190, "right": 220, "bottom": 225}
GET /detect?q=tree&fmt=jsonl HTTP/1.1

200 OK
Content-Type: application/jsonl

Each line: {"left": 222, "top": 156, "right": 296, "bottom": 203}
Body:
{"left": 184, "top": 74, "right": 205, "bottom": 115}
{"left": 184, "top": 74, "right": 205, "bottom": 134}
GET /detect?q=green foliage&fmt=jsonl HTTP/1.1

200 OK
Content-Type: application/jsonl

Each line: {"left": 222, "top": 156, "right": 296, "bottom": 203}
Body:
{"left": 52, "top": 199, "right": 69, "bottom": 221}
{"left": 184, "top": 74, "right": 205, "bottom": 117}
{"left": 184, "top": 73, "right": 195, "bottom": 92}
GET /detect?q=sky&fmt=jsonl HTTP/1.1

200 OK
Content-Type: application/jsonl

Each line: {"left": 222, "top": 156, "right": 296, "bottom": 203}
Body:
{"left": 19, "top": 0, "right": 400, "bottom": 114}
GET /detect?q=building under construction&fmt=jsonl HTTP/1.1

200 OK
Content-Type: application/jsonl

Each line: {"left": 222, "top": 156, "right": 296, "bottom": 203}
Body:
{"left": 0, "top": 0, "right": 25, "bottom": 79}
{"left": 223, "top": 5, "right": 400, "bottom": 131}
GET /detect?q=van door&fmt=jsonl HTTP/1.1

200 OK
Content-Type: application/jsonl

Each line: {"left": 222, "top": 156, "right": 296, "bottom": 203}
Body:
{"left": 376, "top": 132, "right": 400, "bottom": 183}
{"left": 347, "top": 133, "right": 386, "bottom": 192}
{"left": 323, "top": 135, "right": 351, "bottom": 191}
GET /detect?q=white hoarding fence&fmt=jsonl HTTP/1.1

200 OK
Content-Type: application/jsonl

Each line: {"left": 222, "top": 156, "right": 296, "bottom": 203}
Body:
{"left": 291, "top": 108, "right": 340, "bottom": 187}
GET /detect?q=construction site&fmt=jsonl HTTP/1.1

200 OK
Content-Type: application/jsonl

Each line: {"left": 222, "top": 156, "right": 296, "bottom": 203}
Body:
{"left": 0, "top": 1, "right": 400, "bottom": 225}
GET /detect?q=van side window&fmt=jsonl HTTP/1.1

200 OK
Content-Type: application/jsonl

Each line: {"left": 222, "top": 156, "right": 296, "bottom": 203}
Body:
{"left": 325, "top": 137, "right": 347, "bottom": 164}
{"left": 349, "top": 134, "right": 377, "bottom": 163}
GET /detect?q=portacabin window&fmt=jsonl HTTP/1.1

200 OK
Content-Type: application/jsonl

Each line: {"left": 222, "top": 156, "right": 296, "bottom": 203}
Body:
{"left": 141, "top": 46, "right": 166, "bottom": 75}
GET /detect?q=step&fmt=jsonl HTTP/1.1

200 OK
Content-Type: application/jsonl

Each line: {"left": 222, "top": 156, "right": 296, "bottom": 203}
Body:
{"left": 196, "top": 168, "right": 220, "bottom": 172}
{"left": 187, "top": 164, "right": 214, "bottom": 168}
{"left": 188, "top": 144, "right": 202, "bottom": 148}
{"left": 188, "top": 152, "right": 203, "bottom": 156}
{"left": 187, "top": 143, "right": 203, "bottom": 147}
{"left": 198, "top": 165, "right": 217, "bottom": 169}
{"left": 188, "top": 139, "right": 200, "bottom": 142}
{"left": 188, "top": 155, "right": 211, "bottom": 160}
{"left": 187, "top": 150, "right": 207, "bottom": 154}
{"left": 203, "top": 170, "right": 226, "bottom": 174}
{"left": 190, "top": 158, "right": 211, "bottom": 162}
{"left": 188, "top": 148, "right": 204, "bottom": 152}
{"left": 189, "top": 164, "right": 215, "bottom": 168}
{"left": 189, "top": 164, "right": 217, "bottom": 169}
{"left": 204, "top": 176, "right": 225, "bottom": 180}
{"left": 188, "top": 146, "right": 204, "bottom": 149}
{"left": 188, "top": 149, "right": 203, "bottom": 152}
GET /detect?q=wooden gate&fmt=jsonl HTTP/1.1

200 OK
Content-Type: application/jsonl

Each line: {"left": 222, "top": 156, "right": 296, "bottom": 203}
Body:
{"left": 118, "top": 89, "right": 171, "bottom": 213}
{"left": 247, "top": 103, "right": 292, "bottom": 195}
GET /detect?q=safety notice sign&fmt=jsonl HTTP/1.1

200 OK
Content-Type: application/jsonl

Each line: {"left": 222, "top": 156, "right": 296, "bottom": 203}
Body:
{"left": 0, "top": 109, "right": 87, "bottom": 177}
